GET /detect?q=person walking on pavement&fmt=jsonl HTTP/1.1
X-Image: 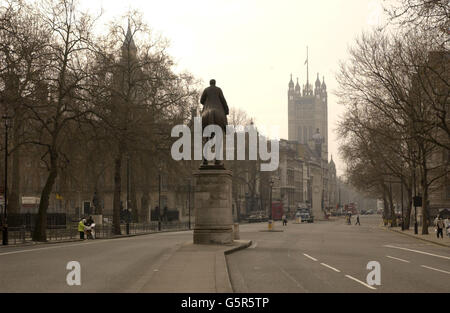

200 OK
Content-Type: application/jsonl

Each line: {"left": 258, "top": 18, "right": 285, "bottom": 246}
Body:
{"left": 85, "top": 216, "right": 95, "bottom": 240}
{"left": 355, "top": 214, "right": 360, "bottom": 226}
{"left": 436, "top": 217, "right": 445, "bottom": 239}
{"left": 282, "top": 214, "right": 287, "bottom": 226}
{"left": 445, "top": 218, "right": 450, "bottom": 238}
{"left": 78, "top": 218, "right": 86, "bottom": 240}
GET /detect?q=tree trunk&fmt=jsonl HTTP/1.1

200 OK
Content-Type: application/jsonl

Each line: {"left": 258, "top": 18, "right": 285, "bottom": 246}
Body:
{"left": 382, "top": 186, "right": 389, "bottom": 225}
{"left": 404, "top": 187, "right": 412, "bottom": 229}
{"left": 388, "top": 187, "right": 397, "bottom": 227}
{"left": 113, "top": 155, "right": 122, "bottom": 235}
{"left": 130, "top": 158, "right": 138, "bottom": 223}
{"left": 421, "top": 147, "right": 429, "bottom": 235}
{"left": 8, "top": 147, "right": 20, "bottom": 214}
{"left": 140, "top": 164, "right": 150, "bottom": 222}
{"left": 421, "top": 168, "right": 429, "bottom": 235}
{"left": 32, "top": 151, "right": 58, "bottom": 242}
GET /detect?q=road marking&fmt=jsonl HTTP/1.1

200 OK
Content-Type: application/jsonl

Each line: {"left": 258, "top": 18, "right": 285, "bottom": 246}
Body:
{"left": 279, "top": 267, "right": 307, "bottom": 291}
{"left": 303, "top": 253, "right": 318, "bottom": 261}
{"left": 345, "top": 275, "right": 377, "bottom": 290}
{"left": 386, "top": 255, "right": 410, "bottom": 263}
{"left": 420, "top": 265, "right": 450, "bottom": 275}
{"left": 320, "top": 263, "right": 341, "bottom": 272}
{"left": 384, "top": 245, "right": 450, "bottom": 260}
{"left": 0, "top": 241, "right": 98, "bottom": 256}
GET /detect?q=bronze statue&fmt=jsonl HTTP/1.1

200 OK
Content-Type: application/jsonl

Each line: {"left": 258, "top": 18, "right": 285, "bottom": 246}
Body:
{"left": 200, "top": 79, "right": 229, "bottom": 167}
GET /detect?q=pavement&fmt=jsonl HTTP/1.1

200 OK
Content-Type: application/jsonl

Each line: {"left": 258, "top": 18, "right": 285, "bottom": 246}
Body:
{"left": 384, "top": 226, "right": 450, "bottom": 248}
{"left": 0, "top": 229, "right": 250, "bottom": 293}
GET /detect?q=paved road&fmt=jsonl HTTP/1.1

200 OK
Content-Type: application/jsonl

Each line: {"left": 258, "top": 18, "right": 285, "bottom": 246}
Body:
{"left": 227, "top": 215, "right": 450, "bottom": 293}
{"left": 0, "top": 231, "right": 192, "bottom": 292}
{"left": 1, "top": 215, "right": 449, "bottom": 293}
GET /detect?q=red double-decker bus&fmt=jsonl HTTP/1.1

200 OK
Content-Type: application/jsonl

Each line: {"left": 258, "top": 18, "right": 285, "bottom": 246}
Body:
{"left": 271, "top": 201, "right": 284, "bottom": 220}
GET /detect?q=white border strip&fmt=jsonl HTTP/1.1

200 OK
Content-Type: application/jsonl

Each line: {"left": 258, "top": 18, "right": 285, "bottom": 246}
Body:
{"left": 303, "top": 253, "right": 318, "bottom": 261}
{"left": 345, "top": 275, "right": 377, "bottom": 290}
{"left": 421, "top": 265, "right": 450, "bottom": 275}
{"left": 386, "top": 255, "right": 410, "bottom": 263}
{"left": 384, "top": 245, "right": 450, "bottom": 260}
{"left": 320, "top": 263, "right": 341, "bottom": 272}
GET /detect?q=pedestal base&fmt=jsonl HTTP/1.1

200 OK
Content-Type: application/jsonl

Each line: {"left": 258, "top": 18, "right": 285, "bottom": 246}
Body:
{"left": 193, "top": 169, "right": 233, "bottom": 245}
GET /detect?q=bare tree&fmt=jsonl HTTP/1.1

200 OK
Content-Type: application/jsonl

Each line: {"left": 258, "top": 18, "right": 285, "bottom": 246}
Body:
{"left": 336, "top": 29, "right": 448, "bottom": 234}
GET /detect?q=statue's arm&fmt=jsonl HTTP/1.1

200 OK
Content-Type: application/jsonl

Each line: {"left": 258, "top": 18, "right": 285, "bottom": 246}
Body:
{"left": 200, "top": 89, "right": 207, "bottom": 105}
{"left": 219, "top": 88, "right": 229, "bottom": 115}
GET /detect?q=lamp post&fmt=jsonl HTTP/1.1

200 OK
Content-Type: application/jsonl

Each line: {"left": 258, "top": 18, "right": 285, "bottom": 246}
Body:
{"left": 158, "top": 163, "right": 162, "bottom": 231}
{"left": 2, "top": 115, "right": 8, "bottom": 245}
{"left": 187, "top": 178, "right": 191, "bottom": 230}
{"left": 268, "top": 179, "right": 274, "bottom": 230}
{"left": 389, "top": 180, "right": 393, "bottom": 227}
{"left": 126, "top": 153, "right": 130, "bottom": 235}
{"left": 400, "top": 173, "right": 404, "bottom": 231}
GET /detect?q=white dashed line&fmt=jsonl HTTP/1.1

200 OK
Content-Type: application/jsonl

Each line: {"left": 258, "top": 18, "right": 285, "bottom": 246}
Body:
{"left": 345, "top": 275, "right": 377, "bottom": 290}
{"left": 420, "top": 265, "right": 450, "bottom": 275}
{"left": 384, "top": 245, "right": 450, "bottom": 260}
{"left": 386, "top": 255, "right": 410, "bottom": 263}
{"left": 303, "top": 253, "right": 318, "bottom": 261}
{"left": 320, "top": 263, "right": 341, "bottom": 272}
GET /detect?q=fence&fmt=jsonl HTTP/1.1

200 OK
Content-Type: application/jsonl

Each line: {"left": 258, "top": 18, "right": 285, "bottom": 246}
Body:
{"left": 0, "top": 221, "right": 193, "bottom": 245}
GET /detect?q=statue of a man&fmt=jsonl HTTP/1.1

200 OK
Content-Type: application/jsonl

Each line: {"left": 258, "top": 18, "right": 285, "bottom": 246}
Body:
{"left": 200, "top": 79, "right": 229, "bottom": 166}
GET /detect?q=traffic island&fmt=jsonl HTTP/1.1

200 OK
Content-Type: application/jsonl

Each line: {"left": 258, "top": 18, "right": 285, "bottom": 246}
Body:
{"left": 140, "top": 239, "right": 252, "bottom": 293}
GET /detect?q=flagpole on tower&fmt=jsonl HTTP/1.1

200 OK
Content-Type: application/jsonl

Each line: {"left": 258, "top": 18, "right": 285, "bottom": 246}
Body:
{"left": 306, "top": 46, "right": 309, "bottom": 93}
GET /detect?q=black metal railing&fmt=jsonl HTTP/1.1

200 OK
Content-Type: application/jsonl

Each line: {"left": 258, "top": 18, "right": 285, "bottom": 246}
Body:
{"left": 0, "top": 221, "right": 193, "bottom": 245}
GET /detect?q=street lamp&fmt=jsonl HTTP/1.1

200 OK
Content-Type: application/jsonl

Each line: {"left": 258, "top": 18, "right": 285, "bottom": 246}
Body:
{"left": 2, "top": 115, "right": 9, "bottom": 245}
{"left": 400, "top": 171, "right": 404, "bottom": 231}
{"left": 158, "top": 162, "right": 162, "bottom": 231}
{"left": 268, "top": 179, "right": 274, "bottom": 230}
{"left": 126, "top": 153, "right": 130, "bottom": 235}
{"left": 187, "top": 178, "right": 191, "bottom": 230}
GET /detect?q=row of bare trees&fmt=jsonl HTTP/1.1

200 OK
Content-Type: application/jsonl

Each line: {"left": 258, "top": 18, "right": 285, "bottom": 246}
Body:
{"left": 0, "top": 0, "right": 199, "bottom": 241}
{"left": 337, "top": 0, "right": 449, "bottom": 234}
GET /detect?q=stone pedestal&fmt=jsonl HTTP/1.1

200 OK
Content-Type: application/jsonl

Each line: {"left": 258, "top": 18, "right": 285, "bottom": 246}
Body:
{"left": 193, "top": 169, "right": 233, "bottom": 244}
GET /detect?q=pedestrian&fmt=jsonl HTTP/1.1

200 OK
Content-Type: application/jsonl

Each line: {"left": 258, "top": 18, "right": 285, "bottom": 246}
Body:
{"left": 445, "top": 218, "right": 450, "bottom": 238}
{"left": 436, "top": 217, "right": 445, "bottom": 239}
{"left": 355, "top": 215, "right": 360, "bottom": 226}
{"left": 282, "top": 214, "right": 287, "bottom": 226}
{"left": 78, "top": 218, "right": 86, "bottom": 240}
{"left": 85, "top": 216, "right": 95, "bottom": 240}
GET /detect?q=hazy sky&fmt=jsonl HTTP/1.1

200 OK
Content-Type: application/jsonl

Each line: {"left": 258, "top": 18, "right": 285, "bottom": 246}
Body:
{"left": 80, "top": 0, "right": 386, "bottom": 176}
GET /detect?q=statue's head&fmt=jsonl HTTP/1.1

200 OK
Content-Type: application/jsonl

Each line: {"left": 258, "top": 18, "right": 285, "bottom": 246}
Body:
{"left": 210, "top": 79, "right": 216, "bottom": 86}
